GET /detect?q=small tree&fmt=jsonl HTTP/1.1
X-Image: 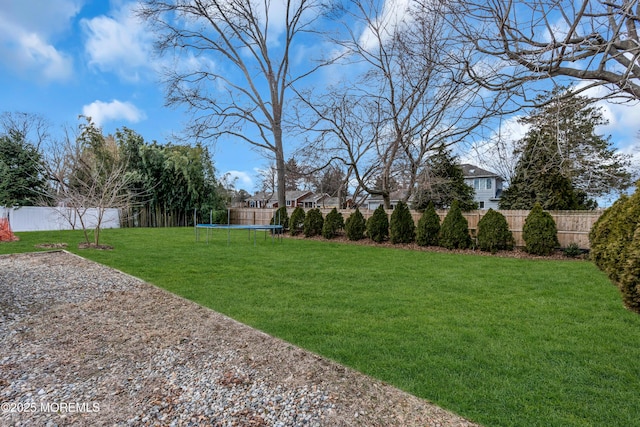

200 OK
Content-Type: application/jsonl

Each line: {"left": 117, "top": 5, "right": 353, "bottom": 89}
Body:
{"left": 289, "top": 206, "right": 305, "bottom": 236}
{"left": 303, "top": 208, "right": 324, "bottom": 237}
{"left": 366, "top": 205, "right": 389, "bottom": 243}
{"left": 522, "top": 203, "right": 559, "bottom": 255}
{"left": 271, "top": 206, "right": 289, "bottom": 230}
{"left": 322, "top": 207, "right": 344, "bottom": 239}
{"left": 439, "top": 200, "right": 471, "bottom": 249}
{"left": 345, "top": 208, "right": 366, "bottom": 241}
{"left": 416, "top": 202, "right": 440, "bottom": 246}
{"left": 390, "top": 201, "right": 415, "bottom": 244}
{"left": 476, "top": 209, "right": 514, "bottom": 253}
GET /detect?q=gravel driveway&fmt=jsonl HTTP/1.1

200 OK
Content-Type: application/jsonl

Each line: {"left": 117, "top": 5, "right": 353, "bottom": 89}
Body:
{"left": 0, "top": 251, "right": 479, "bottom": 426}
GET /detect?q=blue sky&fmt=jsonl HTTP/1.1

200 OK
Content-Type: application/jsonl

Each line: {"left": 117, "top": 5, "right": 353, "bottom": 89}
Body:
{"left": 1, "top": 0, "right": 638, "bottom": 196}
{"left": 0, "top": 0, "right": 266, "bottom": 191}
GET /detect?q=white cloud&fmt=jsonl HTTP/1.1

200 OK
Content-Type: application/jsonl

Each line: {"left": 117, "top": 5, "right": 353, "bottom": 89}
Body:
{"left": 0, "top": 1, "right": 78, "bottom": 82}
{"left": 0, "top": 0, "right": 82, "bottom": 37}
{"left": 82, "top": 99, "right": 146, "bottom": 126}
{"left": 574, "top": 81, "right": 640, "bottom": 151}
{"left": 224, "top": 170, "right": 254, "bottom": 190}
{"left": 358, "top": 0, "right": 413, "bottom": 51}
{"left": 81, "top": 2, "right": 154, "bottom": 81}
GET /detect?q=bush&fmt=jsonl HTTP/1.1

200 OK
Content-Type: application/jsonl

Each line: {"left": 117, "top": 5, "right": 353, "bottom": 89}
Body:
{"left": 589, "top": 182, "right": 640, "bottom": 314}
{"left": 439, "top": 200, "right": 471, "bottom": 249}
{"left": 270, "top": 206, "right": 289, "bottom": 230}
{"left": 619, "top": 226, "right": 640, "bottom": 313}
{"left": 477, "top": 209, "right": 514, "bottom": 253}
{"left": 522, "top": 203, "right": 559, "bottom": 255}
{"left": 415, "top": 202, "right": 440, "bottom": 246}
{"left": 303, "top": 208, "right": 324, "bottom": 237}
{"left": 345, "top": 208, "right": 366, "bottom": 241}
{"left": 322, "top": 207, "right": 344, "bottom": 239}
{"left": 289, "top": 206, "right": 305, "bottom": 236}
{"left": 366, "top": 205, "right": 389, "bottom": 243}
{"left": 563, "top": 243, "right": 582, "bottom": 258}
{"left": 389, "top": 201, "right": 415, "bottom": 244}
{"left": 589, "top": 184, "right": 640, "bottom": 284}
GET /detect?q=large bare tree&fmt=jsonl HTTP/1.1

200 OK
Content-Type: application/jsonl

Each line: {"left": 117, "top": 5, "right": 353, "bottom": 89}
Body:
{"left": 298, "top": 0, "right": 501, "bottom": 208}
{"left": 139, "top": 0, "right": 330, "bottom": 208}
{"left": 448, "top": 0, "right": 640, "bottom": 102}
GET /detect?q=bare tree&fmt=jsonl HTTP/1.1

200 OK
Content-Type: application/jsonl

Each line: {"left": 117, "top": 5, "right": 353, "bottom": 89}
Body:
{"left": 139, "top": 0, "right": 332, "bottom": 209}
{"left": 45, "top": 118, "right": 138, "bottom": 247}
{"left": 0, "top": 112, "right": 50, "bottom": 150}
{"left": 447, "top": 0, "right": 640, "bottom": 102}
{"left": 298, "top": 0, "right": 501, "bottom": 208}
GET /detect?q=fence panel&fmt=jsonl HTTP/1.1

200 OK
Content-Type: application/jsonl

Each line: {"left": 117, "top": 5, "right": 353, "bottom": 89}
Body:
{"left": 1, "top": 206, "right": 120, "bottom": 232}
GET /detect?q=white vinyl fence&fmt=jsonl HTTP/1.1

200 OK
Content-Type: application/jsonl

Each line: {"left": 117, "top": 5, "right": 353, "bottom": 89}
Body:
{"left": 0, "top": 206, "right": 120, "bottom": 232}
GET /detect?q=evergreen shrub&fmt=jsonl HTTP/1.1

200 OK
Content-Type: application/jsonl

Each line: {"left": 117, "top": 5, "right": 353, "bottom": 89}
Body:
{"left": 366, "top": 205, "right": 389, "bottom": 243}
{"left": 415, "top": 202, "right": 440, "bottom": 246}
{"left": 389, "top": 201, "right": 415, "bottom": 244}
{"left": 303, "top": 208, "right": 324, "bottom": 237}
{"left": 289, "top": 206, "right": 305, "bottom": 235}
{"left": 439, "top": 200, "right": 471, "bottom": 249}
{"left": 322, "top": 207, "right": 344, "bottom": 239}
{"left": 589, "top": 184, "right": 640, "bottom": 283}
{"left": 619, "top": 226, "right": 640, "bottom": 313}
{"left": 589, "top": 182, "right": 640, "bottom": 314}
{"left": 522, "top": 203, "right": 559, "bottom": 255}
{"left": 345, "top": 208, "right": 366, "bottom": 241}
{"left": 270, "top": 206, "right": 289, "bottom": 230}
{"left": 477, "top": 208, "right": 514, "bottom": 253}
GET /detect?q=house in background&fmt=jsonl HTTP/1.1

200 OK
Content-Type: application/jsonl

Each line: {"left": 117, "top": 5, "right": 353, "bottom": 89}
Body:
{"left": 363, "top": 190, "right": 413, "bottom": 210}
{"left": 247, "top": 191, "right": 313, "bottom": 208}
{"left": 461, "top": 164, "right": 503, "bottom": 210}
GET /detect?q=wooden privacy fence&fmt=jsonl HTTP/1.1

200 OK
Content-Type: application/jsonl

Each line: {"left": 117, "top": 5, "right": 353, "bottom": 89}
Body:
{"left": 229, "top": 208, "right": 604, "bottom": 249}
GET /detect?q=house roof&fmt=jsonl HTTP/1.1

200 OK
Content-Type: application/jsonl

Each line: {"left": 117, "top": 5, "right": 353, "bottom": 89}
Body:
{"left": 300, "top": 193, "right": 328, "bottom": 203}
{"left": 366, "top": 189, "right": 413, "bottom": 202}
{"left": 247, "top": 191, "right": 273, "bottom": 201}
{"left": 284, "top": 190, "right": 313, "bottom": 201}
{"left": 461, "top": 164, "right": 501, "bottom": 179}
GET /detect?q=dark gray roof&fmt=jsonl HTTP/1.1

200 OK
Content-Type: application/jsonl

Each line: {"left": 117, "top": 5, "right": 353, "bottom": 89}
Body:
{"left": 460, "top": 164, "right": 500, "bottom": 178}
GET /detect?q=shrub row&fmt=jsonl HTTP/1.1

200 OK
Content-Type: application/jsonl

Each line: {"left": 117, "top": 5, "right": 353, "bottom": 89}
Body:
{"left": 278, "top": 202, "right": 564, "bottom": 256}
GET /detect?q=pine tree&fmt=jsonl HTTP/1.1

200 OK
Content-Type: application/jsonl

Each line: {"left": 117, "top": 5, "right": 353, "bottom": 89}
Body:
{"left": 367, "top": 205, "right": 389, "bottom": 243}
{"left": 522, "top": 203, "right": 559, "bottom": 255}
{"left": 289, "top": 206, "right": 305, "bottom": 235}
{"left": 439, "top": 200, "right": 471, "bottom": 249}
{"left": 413, "top": 146, "right": 477, "bottom": 211}
{"left": 416, "top": 202, "right": 440, "bottom": 246}
{"left": 500, "top": 88, "right": 631, "bottom": 209}
{"left": 389, "top": 201, "right": 415, "bottom": 244}
{"left": 345, "top": 208, "right": 366, "bottom": 241}
{"left": 477, "top": 209, "right": 514, "bottom": 253}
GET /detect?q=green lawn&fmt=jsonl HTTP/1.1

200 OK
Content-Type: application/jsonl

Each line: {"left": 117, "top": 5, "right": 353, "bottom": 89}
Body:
{"left": 3, "top": 227, "right": 640, "bottom": 426}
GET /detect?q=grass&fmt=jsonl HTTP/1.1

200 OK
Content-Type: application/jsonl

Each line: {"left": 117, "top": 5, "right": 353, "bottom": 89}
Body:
{"left": 3, "top": 227, "right": 640, "bottom": 426}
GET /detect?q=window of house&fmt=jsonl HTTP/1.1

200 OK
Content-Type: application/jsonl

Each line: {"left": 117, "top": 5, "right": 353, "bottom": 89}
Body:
{"left": 474, "top": 179, "right": 480, "bottom": 190}
{"left": 479, "top": 201, "right": 485, "bottom": 209}
{"left": 486, "top": 179, "right": 492, "bottom": 190}
{"left": 286, "top": 200, "right": 291, "bottom": 206}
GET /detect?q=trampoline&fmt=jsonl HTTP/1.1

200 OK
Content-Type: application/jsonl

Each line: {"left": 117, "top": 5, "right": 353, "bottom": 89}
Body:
{"left": 195, "top": 223, "right": 284, "bottom": 245}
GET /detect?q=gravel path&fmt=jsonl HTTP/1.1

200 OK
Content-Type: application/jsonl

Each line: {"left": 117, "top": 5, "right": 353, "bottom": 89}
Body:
{"left": 0, "top": 251, "right": 480, "bottom": 426}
